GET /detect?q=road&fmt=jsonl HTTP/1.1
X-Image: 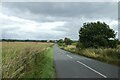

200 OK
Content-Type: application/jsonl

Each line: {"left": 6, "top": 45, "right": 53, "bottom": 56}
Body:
{"left": 54, "top": 44, "right": 119, "bottom": 78}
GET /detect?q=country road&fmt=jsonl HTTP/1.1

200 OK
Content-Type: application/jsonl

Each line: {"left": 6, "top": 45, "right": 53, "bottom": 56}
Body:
{"left": 54, "top": 44, "right": 119, "bottom": 78}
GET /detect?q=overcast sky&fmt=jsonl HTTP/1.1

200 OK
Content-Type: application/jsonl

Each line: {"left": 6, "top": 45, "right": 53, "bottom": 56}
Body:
{"left": 1, "top": 2, "right": 119, "bottom": 40}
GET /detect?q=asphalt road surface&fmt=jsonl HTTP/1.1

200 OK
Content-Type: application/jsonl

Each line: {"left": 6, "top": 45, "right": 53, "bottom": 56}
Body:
{"left": 54, "top": 44, "right": 119, "bottom": 78}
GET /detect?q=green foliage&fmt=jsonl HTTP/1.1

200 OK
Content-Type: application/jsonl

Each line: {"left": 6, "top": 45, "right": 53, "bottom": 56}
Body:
{"left": 39, "top": 47, "right": 55, "bottom": 78}
{"left": 49, "top": 40, "right": 54, "bottom": 43}
{"left": 58, "top": 39, "right": 64, "bottom": 44}
{"left": 78, "top": 21, "right": 117, "bottom": 48}
{"left": 57, "top": 39, "right": 64, "bottom": 46}
{"left": 109, "top": 39, "right": 119, "bottom": 48}
{"left": 21, "top": 47, "right": 55, "bottom": 78}
{"left": 117, "top": 40, "right": 120, "bottom": 44}
{"left": 72, "top": 42, "right": 78, "bottom": 46}
{"left": 62, "top": 43, "right": 120, "bottom": 66}
{"left": 58, "top": 38, "right": 73, "bottom": 46}
{"left": 64, "top": 37, "right": 73, "bottom": 45}
{"left": 76, "top": 48, "right": 120, "bottom": 66}
{"left": 76, "top": 41, "right": 84, "bottom": 49}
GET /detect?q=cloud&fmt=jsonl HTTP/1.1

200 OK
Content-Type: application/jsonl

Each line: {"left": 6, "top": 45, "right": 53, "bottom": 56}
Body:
{"left": 1, "top": 2, "right": 118, "bottom": 40}
{"left": 2, "top": 2, "right": 118, "bottom": 21}
{"left": 1, "top": 11, "right": 66, "bottom": 40}
{"left": 2, "top": 0, "right": 120, "bottom": 2}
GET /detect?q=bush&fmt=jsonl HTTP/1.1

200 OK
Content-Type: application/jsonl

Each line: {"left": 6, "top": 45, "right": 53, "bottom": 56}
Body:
{"left": 64, "top": 37, "right": 73, "bottom": 45}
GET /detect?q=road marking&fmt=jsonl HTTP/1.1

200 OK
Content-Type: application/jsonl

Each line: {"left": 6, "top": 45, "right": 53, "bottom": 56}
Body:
{"left": 67, "top": 55, "right": 73, "bottom": 59}
{"left": 77, "top": 61, "right": 107, "bottom": 78}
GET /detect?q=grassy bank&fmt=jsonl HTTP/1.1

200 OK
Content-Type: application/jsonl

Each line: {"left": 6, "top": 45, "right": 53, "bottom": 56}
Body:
{"left": 2, "top": 42, "right": 55, "bottom": 78}
{"left": 59, "top": 44, "right": 120, "bottom": 66}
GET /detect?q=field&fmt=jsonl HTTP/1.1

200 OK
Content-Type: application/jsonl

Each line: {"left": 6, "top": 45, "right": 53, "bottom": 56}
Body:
{"left": 2, "top": 42, "right": 55, "bottom": 78}
{"left": 60, "top": 43, "right": 120, "bottom": 66}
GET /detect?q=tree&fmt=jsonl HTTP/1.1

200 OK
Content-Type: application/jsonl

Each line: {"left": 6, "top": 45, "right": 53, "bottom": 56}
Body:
{"left": 57, "top": 39, "right": 64, "bottom": 46}
{"left": 77, "top": 21, "right": 117, "bottom": 48}
{"left": 64, "top": 37, "right": 73, "bottom": 45}
{"left": 58, "top": 39, "right": 64, "bottom": 43}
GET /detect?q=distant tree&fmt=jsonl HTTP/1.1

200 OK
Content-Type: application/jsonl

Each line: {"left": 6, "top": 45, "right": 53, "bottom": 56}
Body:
{"left": 64, "top": 37, "right": 73, "bottom": 45}
{"left": 57, "top": 39, "right": 64, "bottom": 46}
{"left": 49, "top": 40, "right": 53, "bottom": 42}
{"left": 40, "top": 40, "right": 47, "bottom": 42}
{"left": 58, "top": 39, "right": 64, "bottom": 43}
{"left": 77, "top": 21, "right": 117, "bottom": 48}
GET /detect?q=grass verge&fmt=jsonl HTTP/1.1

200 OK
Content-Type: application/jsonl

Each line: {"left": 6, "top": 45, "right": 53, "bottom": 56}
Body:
{"left": 21, "top": 46, "right": 55, "bottom": 79}
{"left": 59, "top": 44, "right": 120, "bottom": 66}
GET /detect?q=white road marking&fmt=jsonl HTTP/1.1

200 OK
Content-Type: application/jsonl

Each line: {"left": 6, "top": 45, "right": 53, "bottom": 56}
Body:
{"left": 67, "top": 55, "right": 73, "bottom": 59}
{"left": 77, "top": 61, "right": 107, "bottom": 78}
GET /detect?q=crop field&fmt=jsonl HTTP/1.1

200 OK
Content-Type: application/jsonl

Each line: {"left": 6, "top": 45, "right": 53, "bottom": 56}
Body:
{"left": 2, "top": 42, "right": 55, "bottom": 78}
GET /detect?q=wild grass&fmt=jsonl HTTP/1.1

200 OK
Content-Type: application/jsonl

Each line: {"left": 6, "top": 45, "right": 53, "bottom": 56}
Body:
{"left": 2, "top": 42, "right": 55, "bottom": 78}
{"left": 61, "top": 44, "right": 120, "bottom": 66}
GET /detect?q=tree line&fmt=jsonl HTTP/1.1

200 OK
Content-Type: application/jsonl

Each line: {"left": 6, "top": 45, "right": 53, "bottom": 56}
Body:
{"left": 1, "top": 39, "right": 55, "bottom": 42}
{"left": 57, "top": 37, "right": 74, "bottom": 46}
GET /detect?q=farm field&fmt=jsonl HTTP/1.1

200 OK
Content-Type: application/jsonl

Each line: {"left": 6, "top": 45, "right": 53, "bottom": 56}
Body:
{"left": 2, "top": 42, "right": 55, "bottom": 78}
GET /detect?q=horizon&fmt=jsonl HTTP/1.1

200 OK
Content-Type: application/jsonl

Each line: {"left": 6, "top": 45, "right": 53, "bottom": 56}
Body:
{"left": 1, "top": 38, "right": 79, "bottom": 41}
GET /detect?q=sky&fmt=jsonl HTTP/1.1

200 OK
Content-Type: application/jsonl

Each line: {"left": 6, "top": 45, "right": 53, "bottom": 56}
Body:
{"left": 1, "top": 2, "right": 119, "bottom": 40}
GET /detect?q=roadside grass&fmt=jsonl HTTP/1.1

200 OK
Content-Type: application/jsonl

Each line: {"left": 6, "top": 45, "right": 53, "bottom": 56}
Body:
{"left": 39, "top": 47, "right": 55, "bottom": 78}
{"left": 21, "top": 46, "right": 55, "bottom": 79}
{"left": 59, "top": 44, "right": 120, "bottom": 66}
{"left": 2, "top": 42, "right": 55, "bottom": 78}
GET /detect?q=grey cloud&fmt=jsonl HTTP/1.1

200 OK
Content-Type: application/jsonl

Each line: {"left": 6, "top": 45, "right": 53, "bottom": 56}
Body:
{"left": 59, "top": 21, "right": 82, "bottom": 40}
{"left": 51, "top": 20, "right": 82, "bottom": 40}
{"left": 2, "top": 2, "right": 118, "bottom": 21}
{"left": 2, "top": 2, "right": 118, "bottom": 40}
{"left": 2, "top": 31, "right": 20, "bottom": 39}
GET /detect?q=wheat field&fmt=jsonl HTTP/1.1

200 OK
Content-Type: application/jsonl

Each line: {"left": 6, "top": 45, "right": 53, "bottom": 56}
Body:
{"left": 2, "top": 42, "right": 54, "bottom": 78}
